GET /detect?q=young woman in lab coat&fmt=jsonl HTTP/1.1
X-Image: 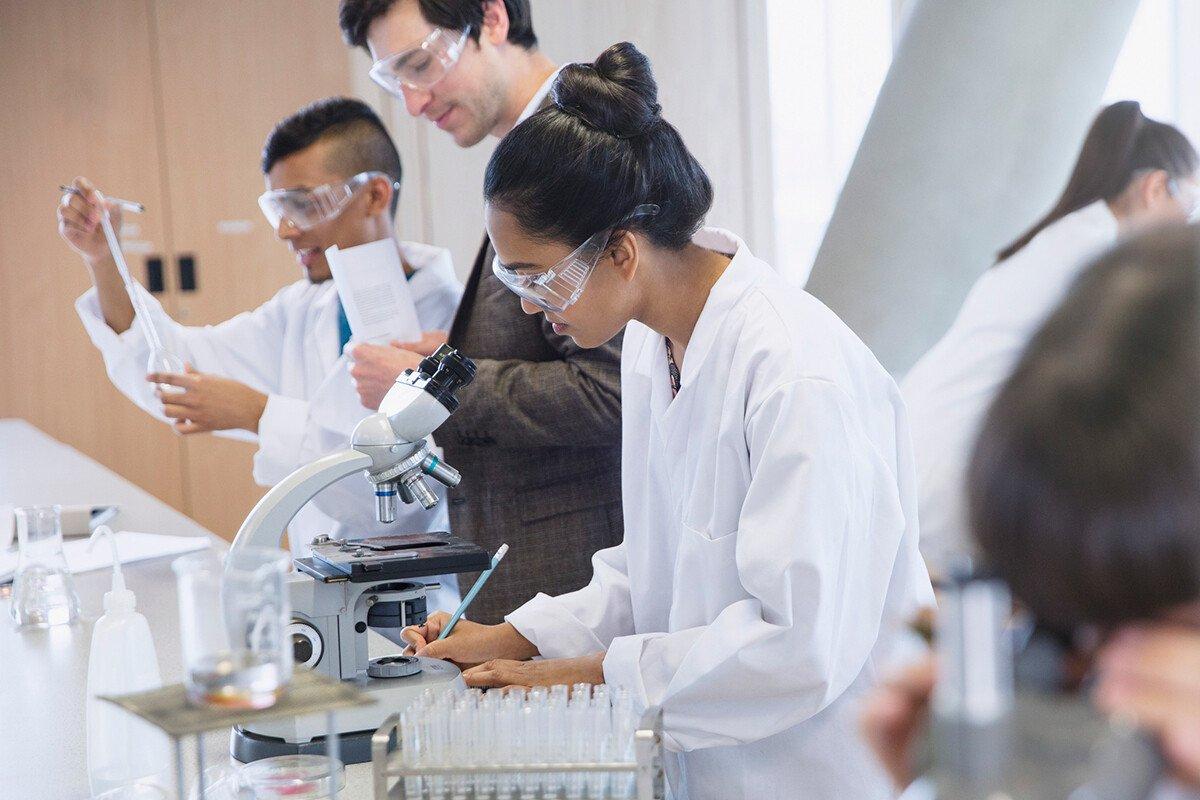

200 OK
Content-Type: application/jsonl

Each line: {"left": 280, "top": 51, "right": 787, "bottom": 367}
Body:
{"left": 402, "top": 42, "right": 934, "bottom": 800}
{"left": 902, "top": 101, "right": 1200, "bottom": 575}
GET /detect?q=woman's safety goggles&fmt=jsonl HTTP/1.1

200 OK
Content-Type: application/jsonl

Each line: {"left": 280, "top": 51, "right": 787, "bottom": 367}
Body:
{"left": 257, "top": 171, "right": 394, "bottom": 231}
{"left": 1168, "top": 177, "right": 1200, "bottom": 223}
{"left": 368, "top": 26, "right": 470, "bottom": 96}
{"left": 492, "top": 205, "right": 659, "bottom": 313}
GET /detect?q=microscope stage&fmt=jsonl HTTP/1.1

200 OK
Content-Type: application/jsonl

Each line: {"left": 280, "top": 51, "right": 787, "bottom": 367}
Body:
{"left": 301, "top": 531, "right": 491, "bottom": 582}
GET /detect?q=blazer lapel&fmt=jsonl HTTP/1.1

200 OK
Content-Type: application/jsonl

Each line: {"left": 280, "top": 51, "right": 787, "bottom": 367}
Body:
{"left": 449, "top": 233, "right": 492, "bottom": 347}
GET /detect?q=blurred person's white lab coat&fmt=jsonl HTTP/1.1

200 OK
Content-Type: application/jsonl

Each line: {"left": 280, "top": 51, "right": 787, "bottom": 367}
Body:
{"left": 77, "top": 239, "right": 463, "bottom": 609}
{"left": 901, "top": 203, "right": 1117, "bottom": 574}
{"left": 507, "top": 229, "right": 934, "bottom": 800}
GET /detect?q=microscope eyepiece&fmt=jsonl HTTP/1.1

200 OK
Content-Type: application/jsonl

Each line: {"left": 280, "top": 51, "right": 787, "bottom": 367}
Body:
{"left": 423, "top": 345, "right": 477, "bottom": 412}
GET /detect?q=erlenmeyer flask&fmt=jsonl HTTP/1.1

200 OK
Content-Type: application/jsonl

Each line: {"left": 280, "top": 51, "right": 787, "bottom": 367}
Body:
{"left": 11, "top": 505, "right": 81, "bottom": 628}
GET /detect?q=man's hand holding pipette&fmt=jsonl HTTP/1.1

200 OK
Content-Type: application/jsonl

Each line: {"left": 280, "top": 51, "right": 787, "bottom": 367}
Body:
{"left": 58, "top": 176, "right": 124, "bottom": 262}
{"left": 56, "top": 176, "right": 135, "bottom": 334}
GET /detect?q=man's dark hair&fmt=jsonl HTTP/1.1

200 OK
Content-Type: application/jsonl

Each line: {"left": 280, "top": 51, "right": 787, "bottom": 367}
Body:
{"left": 262, "top": 96, "right": 402, "bottom": 217}
{"left": 339, "top": 0, "right": 537, "bottom": 52}
{"left": 969, "top": 224, "right": 1200, "bottom": 630}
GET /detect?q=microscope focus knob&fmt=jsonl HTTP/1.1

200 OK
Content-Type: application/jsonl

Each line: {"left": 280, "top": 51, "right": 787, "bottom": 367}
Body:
{"left": 285, "top": 620, "right": 324, "bottom": 669}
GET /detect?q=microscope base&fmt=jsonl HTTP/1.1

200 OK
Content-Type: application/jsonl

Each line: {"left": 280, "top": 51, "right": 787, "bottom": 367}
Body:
{"left": 230, "top": 724, "right": 380, "bottom": 765}
{"left": 230, "top": 658, "right": 464, "bottom": 764}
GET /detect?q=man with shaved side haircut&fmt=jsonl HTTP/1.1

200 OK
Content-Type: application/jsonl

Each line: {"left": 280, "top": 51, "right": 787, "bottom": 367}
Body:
{"left": 59, "top": 97, "right": 465, "bottom": 612}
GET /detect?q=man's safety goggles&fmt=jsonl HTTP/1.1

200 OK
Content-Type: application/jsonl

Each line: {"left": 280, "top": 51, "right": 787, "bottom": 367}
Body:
{"left": 492, "top": 205, "right": 660, "bottom": 313}
{"left": 258, "top": 171, "right": 395, "bottom": 231}
{"left": 368, "top": 26, "right": 470, "bottom": 96}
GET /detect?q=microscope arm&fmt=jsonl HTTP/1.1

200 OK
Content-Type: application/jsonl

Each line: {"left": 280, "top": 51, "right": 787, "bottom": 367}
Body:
{"left": 231, "top": 448, "right": 373, "bottom": 552}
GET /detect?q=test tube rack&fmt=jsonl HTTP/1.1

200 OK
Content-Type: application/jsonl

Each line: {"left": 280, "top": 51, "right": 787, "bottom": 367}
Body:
{"left": 371, "top": 704, "right": 666, "bottom": 800}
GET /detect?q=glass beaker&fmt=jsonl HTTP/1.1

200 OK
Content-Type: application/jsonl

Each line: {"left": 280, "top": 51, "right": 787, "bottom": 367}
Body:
{"left": 11, "top": 505, "right": 81, "bottom": 628}
{"left": 172, "top": 546, "right": 292, "bottom": 709}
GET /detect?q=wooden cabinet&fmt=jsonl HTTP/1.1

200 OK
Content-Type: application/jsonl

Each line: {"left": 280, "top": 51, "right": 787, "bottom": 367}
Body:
{"left": 0, "top": 0, "right": 188, "bottom": 510}
{"left": 0, "top": 0, "right": 351, "bottom": 538}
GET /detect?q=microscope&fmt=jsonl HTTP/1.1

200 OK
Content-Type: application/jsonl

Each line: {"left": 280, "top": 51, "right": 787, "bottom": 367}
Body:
{"left": 927, "top": 573, "right": 1165, "bottom": 800}
{"left": 228, "top": 345, "right": 493, "bottom": 765}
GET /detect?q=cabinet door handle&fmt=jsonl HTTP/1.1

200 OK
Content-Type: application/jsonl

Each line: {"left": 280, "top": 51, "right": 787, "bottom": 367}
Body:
{"left": 146, "top": 256, "right": 164, "bottom": 293}
{"left": 178, "top": 254, "right": 197, "bottom": 292}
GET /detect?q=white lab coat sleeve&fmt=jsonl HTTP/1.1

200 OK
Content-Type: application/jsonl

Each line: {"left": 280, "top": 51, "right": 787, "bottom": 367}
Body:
{"left": 603, "top": 378, "right": 909, "bottom": 752}
{"left": 253, "top": 358, "right": 371, "bottom": 487}
{"left": 76, "top": 283, "right": 292, "bottom": 444}
{"left": 504, "top": 540, "right": 635, "bottom": 658}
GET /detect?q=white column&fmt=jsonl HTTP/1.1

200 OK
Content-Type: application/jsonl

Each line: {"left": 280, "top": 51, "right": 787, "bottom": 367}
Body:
{"left": 805, "top": 0, "right": 1141, "bottom": 376}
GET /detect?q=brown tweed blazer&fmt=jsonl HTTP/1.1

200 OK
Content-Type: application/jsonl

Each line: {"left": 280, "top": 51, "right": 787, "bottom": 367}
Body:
{"left": 440, "top": 231, "right": 624, "bottom": 624}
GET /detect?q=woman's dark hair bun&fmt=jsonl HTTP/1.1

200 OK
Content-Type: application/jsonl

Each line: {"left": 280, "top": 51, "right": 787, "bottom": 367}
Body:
{"left": 486, "top": 40, "right": 713, "bottom": 250}
{"left": 552, "top": 42, "right": 662, "bottom": 139}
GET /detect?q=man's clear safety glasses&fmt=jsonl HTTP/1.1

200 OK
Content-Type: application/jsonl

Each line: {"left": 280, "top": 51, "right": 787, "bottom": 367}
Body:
{"left": 368, "top": 26, "right": 470, "bottom": 96}
{"left": 492, "top": 205, "right": 660, "bottom": 313}
{"left": 257, "top": 171, "right": 396, "bottom": 232}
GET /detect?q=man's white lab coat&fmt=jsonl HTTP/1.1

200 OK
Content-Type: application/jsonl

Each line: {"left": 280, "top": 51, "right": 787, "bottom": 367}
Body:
{"left": 77, "top": 239, "right": 464, "bottom": 610}
{"left": 901, "top": 202, "right": 1118, "bottom": 574}
{"left": 507, "top": 228, "right": 934, "bottom": 800}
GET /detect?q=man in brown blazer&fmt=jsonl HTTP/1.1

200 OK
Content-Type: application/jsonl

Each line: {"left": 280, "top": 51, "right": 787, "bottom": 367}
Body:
{"left": 339, "top": 0, "right": 623, "bottom": 624}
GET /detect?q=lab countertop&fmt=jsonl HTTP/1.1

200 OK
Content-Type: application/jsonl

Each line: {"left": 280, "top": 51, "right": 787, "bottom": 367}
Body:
{"left": 0, "top": 419, "right": 382, "bottom": 799}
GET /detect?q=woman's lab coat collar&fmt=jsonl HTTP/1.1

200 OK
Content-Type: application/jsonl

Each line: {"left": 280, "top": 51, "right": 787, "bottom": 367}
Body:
{"left": 630, "top": 227, "right": 773, "bottom": 387}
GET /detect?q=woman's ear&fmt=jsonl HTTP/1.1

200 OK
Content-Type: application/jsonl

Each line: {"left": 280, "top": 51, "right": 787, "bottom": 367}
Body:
{"left": 609, "top": 230, "right": 640, "bottom": 283}
{"left": 1141, "top": 169, "right": 1173, "bottom": 207}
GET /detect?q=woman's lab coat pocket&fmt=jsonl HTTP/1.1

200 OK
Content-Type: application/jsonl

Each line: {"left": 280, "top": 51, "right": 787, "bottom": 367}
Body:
{"left": 674, "top": 522, "right": 746, "bottom": 624}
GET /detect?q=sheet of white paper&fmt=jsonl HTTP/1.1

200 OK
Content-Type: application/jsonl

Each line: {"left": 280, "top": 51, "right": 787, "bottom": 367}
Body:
{"left": 0, "top": 530, "right": 209, "bottom": 583}
{"left": 326, "top": 239, "right": 422, "bottom": 344}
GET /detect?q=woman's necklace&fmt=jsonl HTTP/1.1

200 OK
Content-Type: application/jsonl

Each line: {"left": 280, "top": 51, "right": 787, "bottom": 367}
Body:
{"left": 664, "top": 337, "right": 682, "bottom": 397}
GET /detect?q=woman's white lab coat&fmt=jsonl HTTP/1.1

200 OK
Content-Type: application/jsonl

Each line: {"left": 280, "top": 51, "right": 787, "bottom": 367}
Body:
{"left": 507, "top": 228, "right": 934, "bottom": 800}
{"left": 76, "top": 240, "right": 464, "bottom": 608}
{"left": 901, "top": 202, "right": 1118, "bottom": 573}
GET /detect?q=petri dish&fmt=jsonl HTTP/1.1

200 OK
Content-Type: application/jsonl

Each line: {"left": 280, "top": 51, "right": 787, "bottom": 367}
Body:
{"left": 238, "top": 755, "right": 346, "bottom": 799}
